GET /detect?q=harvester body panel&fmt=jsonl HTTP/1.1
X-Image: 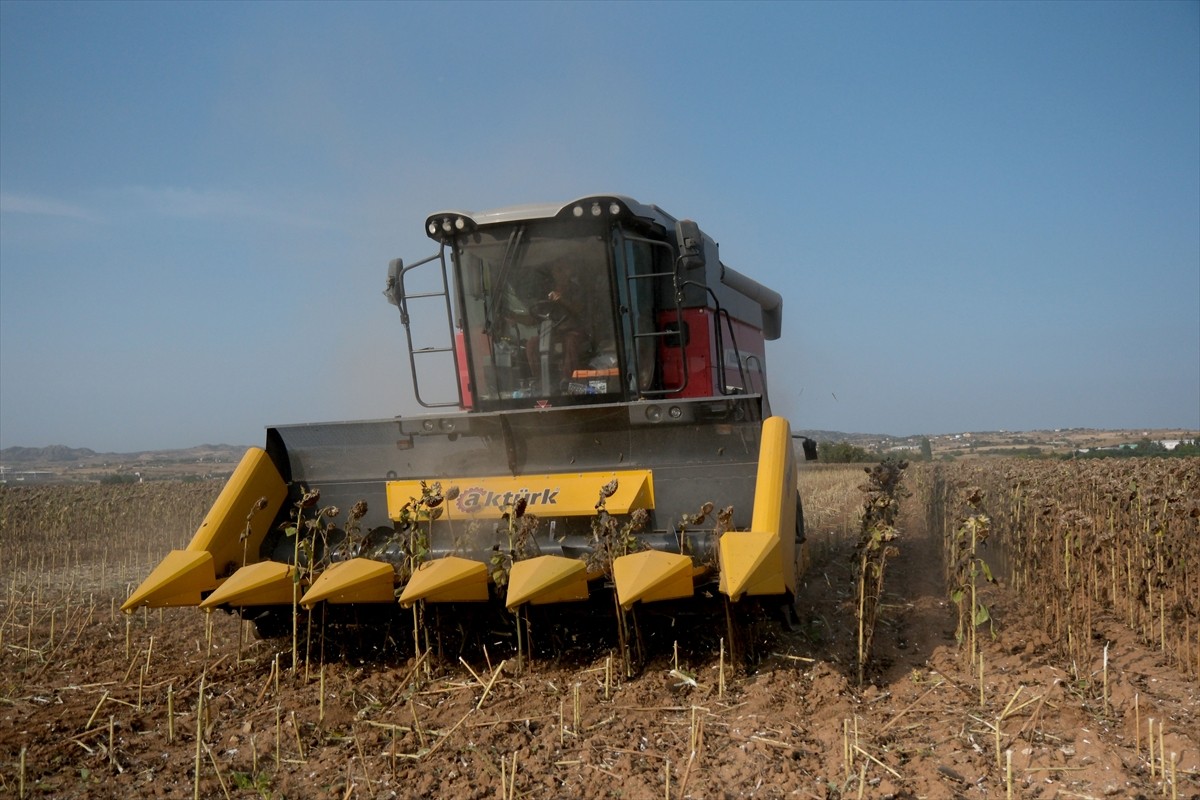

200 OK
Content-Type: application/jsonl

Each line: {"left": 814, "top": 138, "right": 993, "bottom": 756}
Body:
{"left": 125, "top": 195, "right": 809, "bottom": 632}
{"left": 259, "top": 397, "right": 764, "bottom": 562}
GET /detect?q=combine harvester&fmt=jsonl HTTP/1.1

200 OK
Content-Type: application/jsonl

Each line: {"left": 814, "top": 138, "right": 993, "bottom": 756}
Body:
{"left": 124, "top": 195, "right": 815, "bottom": 660}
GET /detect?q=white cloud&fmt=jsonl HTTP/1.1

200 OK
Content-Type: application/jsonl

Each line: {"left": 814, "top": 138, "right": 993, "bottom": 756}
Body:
{"left": 0, "top": 187, "right": 332, "bottom": 229}
{"left": 123, "top": 186, "right": 254, "bottom": 219}
{"left": 115, "top": 185, "right": 328, "bottom": 228}
{"left": 0, "top": 192, "right": 98, "bottom": 221}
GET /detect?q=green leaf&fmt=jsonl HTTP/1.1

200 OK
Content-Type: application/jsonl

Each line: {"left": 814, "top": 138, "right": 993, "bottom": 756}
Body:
{"left": 950, "top": 588, "right": 964, "bottom": 604}
{"left": 973, "top": 604, "right": 990, "bottom": 626}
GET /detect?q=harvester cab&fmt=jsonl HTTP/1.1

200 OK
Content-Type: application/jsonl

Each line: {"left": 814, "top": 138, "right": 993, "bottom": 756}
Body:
{"left": 386, "top": 196, "right": 779, "bottom": 410}
{"left": 123, "top": 195, "right": 812, "bottom": 656}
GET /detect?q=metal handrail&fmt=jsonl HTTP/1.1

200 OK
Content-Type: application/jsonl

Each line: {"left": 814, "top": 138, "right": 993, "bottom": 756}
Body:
{"left": 391, "top": 250, "right": 463, "bottom": 409}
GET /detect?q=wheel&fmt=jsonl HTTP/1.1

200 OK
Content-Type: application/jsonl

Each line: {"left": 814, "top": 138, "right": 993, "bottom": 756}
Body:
{"left": 795, "top": 492, "right": 806, "bottom": 545}
{"left": 792, "top": 492, "right": 810, "bottom": 608}
{"left": 247, "top": 607, "right": 291, "bottom": 640}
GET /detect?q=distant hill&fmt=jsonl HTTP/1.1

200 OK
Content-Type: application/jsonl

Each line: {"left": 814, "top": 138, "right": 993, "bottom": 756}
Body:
{"left": 0, "top": 444, "right": 250, "bottom": 482}
{"left": 1, "top": 445, "right": 102, "bottom": 462}
{"left": 0, "top": 444, "right": 247, "bottom": 464}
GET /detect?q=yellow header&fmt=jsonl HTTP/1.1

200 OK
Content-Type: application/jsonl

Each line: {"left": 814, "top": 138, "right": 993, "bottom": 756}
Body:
{"left": 386, "top": 470, "right": 655, "bottom": 520}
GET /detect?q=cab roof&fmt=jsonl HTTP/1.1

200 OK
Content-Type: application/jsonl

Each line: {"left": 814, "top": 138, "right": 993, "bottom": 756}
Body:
{"left": 425, "top": 194, "right": 676, "bottom": 238}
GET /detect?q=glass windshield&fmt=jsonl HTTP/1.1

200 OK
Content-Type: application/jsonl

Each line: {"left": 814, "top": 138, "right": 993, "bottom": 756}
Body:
{"left": 456, "top": 220, "right": 621, "bottom": 402}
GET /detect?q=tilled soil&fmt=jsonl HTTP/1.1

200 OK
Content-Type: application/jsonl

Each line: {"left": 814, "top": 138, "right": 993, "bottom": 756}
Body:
{"left": 2, "top": 517, "right": 1197, "bottom": 799}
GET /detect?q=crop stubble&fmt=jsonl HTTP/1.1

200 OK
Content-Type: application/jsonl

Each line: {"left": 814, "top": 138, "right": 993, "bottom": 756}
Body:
{"left": 0, "top": 460, "right": 1196, "bottom": 799}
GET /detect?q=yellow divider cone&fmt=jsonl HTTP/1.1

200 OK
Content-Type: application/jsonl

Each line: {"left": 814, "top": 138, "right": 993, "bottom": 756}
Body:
{"left": 718, "top": 530, "right": 785, "bottom": 601}
{"left": 199, "top": 561, "right": 296, "bottom": 609}
{"left": 301, "top": 558, "right": 396, "bottom": 607}
{"left": 398, "top": 556, "right": 489, "bottom": 607}
{"left": 185, "top": 447, "right": 288, "bottom": 578}
{"left": 612, "top": 550, "right": 694, "bottom": 609}
{"left": 122, "top": 447, "right": 288, "bottom": 612}
{"left": 718, "top": 416, "right": 797, "bottom": 602}
{"left": 505, "top": 555, "right": 588, "bottom": 609}
{"left": 121, "top": 550, "right": 215, "bottom": 611}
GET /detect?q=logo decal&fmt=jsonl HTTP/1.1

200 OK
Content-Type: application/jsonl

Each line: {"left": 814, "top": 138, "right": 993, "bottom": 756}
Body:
{"left": 455, "top": 486, "right": 560, "bottom": 514}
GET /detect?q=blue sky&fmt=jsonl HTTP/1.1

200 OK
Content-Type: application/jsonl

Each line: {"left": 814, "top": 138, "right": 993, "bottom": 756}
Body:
{"left": 2, "top": 1, "right": 1197, "bottom": 452}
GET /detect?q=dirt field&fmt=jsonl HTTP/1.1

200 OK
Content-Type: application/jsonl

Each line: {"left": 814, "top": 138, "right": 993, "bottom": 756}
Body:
{"left": 1, "top": 470, "right": 1197, "bottom": 799}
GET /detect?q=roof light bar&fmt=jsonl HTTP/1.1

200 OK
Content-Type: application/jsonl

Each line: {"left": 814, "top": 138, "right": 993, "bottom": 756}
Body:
{"left": 424, "top": 214, "right": 476, "bottom": 242}
{"left": 566, "top": 197, "right": 629, "bottom": 221}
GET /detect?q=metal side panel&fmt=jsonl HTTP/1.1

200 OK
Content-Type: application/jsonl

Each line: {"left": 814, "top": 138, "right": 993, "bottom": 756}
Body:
{"left": 261, "top": 397, "right": 766, "bottom": 567}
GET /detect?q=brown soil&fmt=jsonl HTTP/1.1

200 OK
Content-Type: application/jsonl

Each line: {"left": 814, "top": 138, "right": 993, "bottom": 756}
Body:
{"left": 2, "top": 511, "right": 1197, "bottom": 799}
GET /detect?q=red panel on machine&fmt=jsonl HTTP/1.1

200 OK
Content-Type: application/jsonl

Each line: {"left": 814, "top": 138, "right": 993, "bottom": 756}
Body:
{"left": 658, "top": 309, "right": 714, "bottom": 398}
{"left": 657, "top": 309, "right": 768, "bottom": 399}
{"left": 455, "top": 330, "right": 474, "bottom": 410}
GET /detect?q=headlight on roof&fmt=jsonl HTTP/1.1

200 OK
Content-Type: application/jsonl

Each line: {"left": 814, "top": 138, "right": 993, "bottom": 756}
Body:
{"left": 425, "top": 214, "right": 475, "bottom": 242}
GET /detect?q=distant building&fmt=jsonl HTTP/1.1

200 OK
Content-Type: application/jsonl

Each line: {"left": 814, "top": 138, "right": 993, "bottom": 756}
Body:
{"left": 0, "top": 469, "right": 57, "bottom": 483}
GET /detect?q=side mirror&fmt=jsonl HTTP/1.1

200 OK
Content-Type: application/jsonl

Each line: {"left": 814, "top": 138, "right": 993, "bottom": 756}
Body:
{"left": 798, "top": 436, "right": 819, "bottom": 462}
{"left": 384, "top": 258, "right": 403, "bottom": 307}
{"left": 675, "top": 219, "right": 706, "bottom": 271}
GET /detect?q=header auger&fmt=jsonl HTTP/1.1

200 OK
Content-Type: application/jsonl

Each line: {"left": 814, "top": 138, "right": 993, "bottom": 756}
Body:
{"left": 123, "top": 195, "right": 815, "bottom": 665}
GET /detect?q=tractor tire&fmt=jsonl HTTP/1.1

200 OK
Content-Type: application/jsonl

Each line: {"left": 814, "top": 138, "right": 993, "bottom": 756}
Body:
{"left": 247, "top": 607, "right": 291, "bottom": 640}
